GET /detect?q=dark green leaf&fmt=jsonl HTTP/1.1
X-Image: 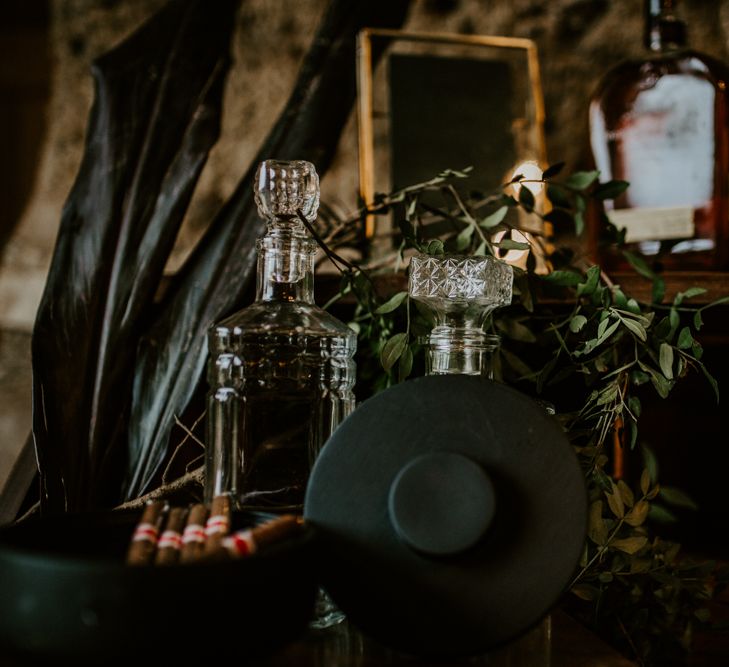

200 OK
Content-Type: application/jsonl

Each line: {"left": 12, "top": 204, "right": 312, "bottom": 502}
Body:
{"left": 374, "top": 291, "right": 408, "bottom": 315}
{"left": 426, "top": 239, "right": 445, "bottom": 255}
{"left": 547, "top": 184, "right": 571, "bottom": 208}
{"left": 499, "top": 347, "right": 534, "bottom": 379}
{"left": 660, "top": 486, "right": 699, "bottom": 511}
{"left": 652, "top": 275, "right": 666, "bottom": 304}
{"left": 566, "top": 170, "right": 599, "bottom": 190}
{"left": 543, "top": 270, "right": 582, "bottom": 287}
{"left": 542, "top": 161, "right": 565, "bottom": 179}
{"left": 518, "top": 185, "right": 535, "bottom": 211}
{"left": 588, "top": 500, "right": 608, "bottom": 546}
{"left": 675, "top": 287, "right": 707, "bottom": 305}
{"left": 677, "top": 326, "right": 693, "bottom": 349}
{"left": 574, "top": 210, "right": 585, "bottom": 236}
{"left": 622, "top": 317, "right": 647, "bottom": 342}
{"left": 32, "top": 0, "right": 238, "bottom": 510}
{"left": 398, "top": 344, "right": 414, "bottom": 382}
{"left": 494, "top": 239, "right": 530, "bottom": 251}
{"left": 622, "top": 250, "right": 654, "bottom": 281}
{"left": 612, "top": 536, "right": 648, "bottom": 554}
{"left": 381, "top": 333, "right": 409, "bottom": 372}
{"left": 606, "top": 481, "right": 625, "bottom": 518}
{"left": 694, "top": 309, "right": 704, "bottom": 330}
{"left": 642, "top": 445, "right": 659, "bottom": 484}
{"left": 577, "top": 265, "right": 600, "bottom": 297}
{"left": 570, "top": 315, "right": 588, "bottom": 333}
{"left": 698, "top": 361, "right": 720, "bottom": 402}
{"left": 455, "top": 224, "right": 475, "bottom": 250}
{"left": 659, "top": 343, "right": 674, "bottom": 379}
{"left": 649, "top": 504, "right": 678, "bottom": 524}
{"left": 496, "top": 318, "right": 537, "bottom": 343}
{"left": 594, "top": 180, "right": 629, "bottom": 200}
{"left": 480, "top": 206, "right": 508, "bottom": 228}
{"left": 628, "top": 395, "right": 642, "bottom": 419}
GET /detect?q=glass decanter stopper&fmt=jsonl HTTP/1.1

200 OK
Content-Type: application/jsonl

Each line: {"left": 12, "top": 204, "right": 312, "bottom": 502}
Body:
{"left": 408, "top": 254, "right": 513, "bottom": 377}
{"left": 205, "top": 160, "right": 357, "bottom": 512}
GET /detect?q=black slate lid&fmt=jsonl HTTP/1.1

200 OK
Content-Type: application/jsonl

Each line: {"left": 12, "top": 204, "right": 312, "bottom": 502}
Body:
{"left": 304, "top": 374, "right": 587, "bottom": 658}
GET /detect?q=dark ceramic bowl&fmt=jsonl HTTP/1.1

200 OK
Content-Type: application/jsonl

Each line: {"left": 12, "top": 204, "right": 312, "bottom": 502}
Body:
{"left": 0, "top": 510, "right": 317, "bottom": 665}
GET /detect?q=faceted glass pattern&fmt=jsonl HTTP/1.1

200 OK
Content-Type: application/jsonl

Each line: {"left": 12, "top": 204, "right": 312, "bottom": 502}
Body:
{"left": 409, "top": 254, "right": 513, "bottom": 309}
{"left": 254, "top": 159, "right": 320, "bottom": 223}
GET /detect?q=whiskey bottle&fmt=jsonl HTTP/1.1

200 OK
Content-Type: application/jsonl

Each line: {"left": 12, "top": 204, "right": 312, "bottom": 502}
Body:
{"left": 205, "top": 160, "right": 357, "bottom": 511}
{"left": 589, "top": 0, "right": 729, "bottom": 270}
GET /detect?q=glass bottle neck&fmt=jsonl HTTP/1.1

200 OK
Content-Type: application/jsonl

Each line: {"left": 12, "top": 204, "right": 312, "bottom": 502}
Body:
{"left": 425, "top": 326, "right": 500, "bottom": 378}
{"left": 644, "top": 0, "right": 686, "bottom": 52}
{"left": 255, "top": 225, "right": 316, "bottom": 303}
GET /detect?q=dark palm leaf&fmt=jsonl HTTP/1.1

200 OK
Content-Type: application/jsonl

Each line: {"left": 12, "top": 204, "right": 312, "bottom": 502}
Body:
{"left": 124, "top": 0, "right": 411, "bottom": 499}
{"left": 32, "top": 0, "right": 237, "bottom": 512}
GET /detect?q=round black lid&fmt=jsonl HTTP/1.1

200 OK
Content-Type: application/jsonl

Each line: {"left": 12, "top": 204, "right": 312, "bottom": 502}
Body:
{"left": 304, "top": 375, "right": 587, "bottom": 658}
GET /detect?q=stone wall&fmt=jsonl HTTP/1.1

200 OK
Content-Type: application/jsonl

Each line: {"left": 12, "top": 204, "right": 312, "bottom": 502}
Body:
{"left": 4, "top": 0, "right": 729, "bottom": 331}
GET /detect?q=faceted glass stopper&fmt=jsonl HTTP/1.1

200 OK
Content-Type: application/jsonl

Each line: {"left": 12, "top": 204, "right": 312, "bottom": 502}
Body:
{"left": 408, "top": 254, "right": 513, "bottom": 311}
{"left": 254, "top": 159, "right": 320, "bottom": 222}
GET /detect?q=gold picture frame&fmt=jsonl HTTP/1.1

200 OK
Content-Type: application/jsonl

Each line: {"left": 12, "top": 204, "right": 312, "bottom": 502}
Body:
{"left": 357, "top": 28, "right": 547, "bottom": 255}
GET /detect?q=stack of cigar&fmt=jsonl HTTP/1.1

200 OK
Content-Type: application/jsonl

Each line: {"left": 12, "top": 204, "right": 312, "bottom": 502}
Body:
{"left": 126, "top": 495, "right": 302, "bottom": 566}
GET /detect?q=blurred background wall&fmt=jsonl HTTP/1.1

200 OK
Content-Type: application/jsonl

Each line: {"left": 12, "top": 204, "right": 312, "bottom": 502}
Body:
{"left": 2, "top": 0, "right": 729, "bottom": 490}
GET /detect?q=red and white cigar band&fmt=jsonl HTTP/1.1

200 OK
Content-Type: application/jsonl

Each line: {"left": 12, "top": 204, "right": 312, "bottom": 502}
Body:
{"left": 182, "top": 524, "right": 206, "bottom": 545}
{"left": 158, "top": 531, "right": 183, "bottom": 550}
{"left": 132, "top": 523, "right": 159, "bottom": 544}
{"left": 223, "top": 530, "right": 257, "bottom": 557}
{"left": 205, "top": 515, "right": 229, "bottom": 536}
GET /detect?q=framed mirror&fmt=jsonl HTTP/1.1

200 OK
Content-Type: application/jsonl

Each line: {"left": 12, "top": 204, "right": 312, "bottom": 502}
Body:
{"left": 357, "top": 29, "right": 547, "bottom": 262}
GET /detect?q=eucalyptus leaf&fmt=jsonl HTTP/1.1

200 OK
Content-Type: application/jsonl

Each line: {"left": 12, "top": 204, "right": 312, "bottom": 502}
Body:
{"left": 649, "top": 504, "right": 678, "bottom": 524}
{"left": 611, "top": 536, "right": 648, "bottom": 554}
{"left": 380, "top": 333, "right": 408, "bottom": 372}
{"left": 621, "top": 317, "right": 647, "bottom": 342}
{"left": 594, "top": 180, "right": 629, "bottom": 200}
{"left": 677, "top": 327, "right": 693, "bottom": 349}
{"left": 570, "top": 315, "right": 587, "bottom": 333}
{"left": 456, "top": 224, "right": 475, "bottom": 250}
{"left": 606, "top": 481, "right": 625, "bottom": 518}
{"left": 625, "top": 499, "right": 649, "bottom": 527}
{"left": 660, "top": 486, "right": 699, "bottom": 511}
{"left": 659, "top": 343, "right": 674, "bottom": 379}
{"left": 375, "top": 291, "right": 408, "bottom": 315}
{"left": 480, "top": 206, "right": 508, "bottom": 228}
{"left": 566, "top": 170, "right": 599, "bottom": 190}
{"left": 398, "top": 344, "right": 414, "bottom": 382}
{"left": 494, "top": 238, "right": 530, "bottom": 251}
{"left": 543, "top": 270, "right": 582, "bottom": 287}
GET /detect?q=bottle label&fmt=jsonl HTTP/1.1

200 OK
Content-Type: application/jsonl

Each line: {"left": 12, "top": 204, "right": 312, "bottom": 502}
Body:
{"left": 607, "top": 206, "right": 694, "bottom": 243}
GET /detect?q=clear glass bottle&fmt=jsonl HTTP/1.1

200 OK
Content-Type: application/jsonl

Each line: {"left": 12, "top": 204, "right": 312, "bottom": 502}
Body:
{"left": 408, "top": 254, "right": 512, "bottom": 377}
{"left": 409, "top": 253, "right": 551, "bottom": 666}
{"left": 205, "top": 160, "right": 357, "bottom": 512}
{"left": 589, "top": 0, "right": 729, "bottom": 270}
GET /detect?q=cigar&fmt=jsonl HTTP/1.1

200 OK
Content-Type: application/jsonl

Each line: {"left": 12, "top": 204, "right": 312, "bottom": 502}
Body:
{"left": 202, "top": 494, "right": 232, "bottom": 557}
{"left": 180, "top": 503, "right": 208, "bottom": 564}
{"left": 154, "top": 507, "right": 188, "bottom": 566}
{"left": 126, "top": 500, "right": 167, "bottom": 566}
{"left": 207, "top": 514, "right": 303, "bottom": 562}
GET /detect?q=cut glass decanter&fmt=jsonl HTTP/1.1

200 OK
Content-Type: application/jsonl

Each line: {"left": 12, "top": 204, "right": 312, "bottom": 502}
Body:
{"left": 205, "top": 160, "right": 357, "bottom": 512}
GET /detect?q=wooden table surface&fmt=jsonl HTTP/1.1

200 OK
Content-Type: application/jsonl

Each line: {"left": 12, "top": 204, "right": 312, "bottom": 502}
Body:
{"left": 262, "top": 610, "right": 636, "bottom": 667}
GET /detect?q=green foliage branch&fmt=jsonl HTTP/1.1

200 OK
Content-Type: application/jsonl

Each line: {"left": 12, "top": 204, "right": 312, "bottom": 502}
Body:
{"left": 308, "top": 164, "right": 729, "bottom": 665}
